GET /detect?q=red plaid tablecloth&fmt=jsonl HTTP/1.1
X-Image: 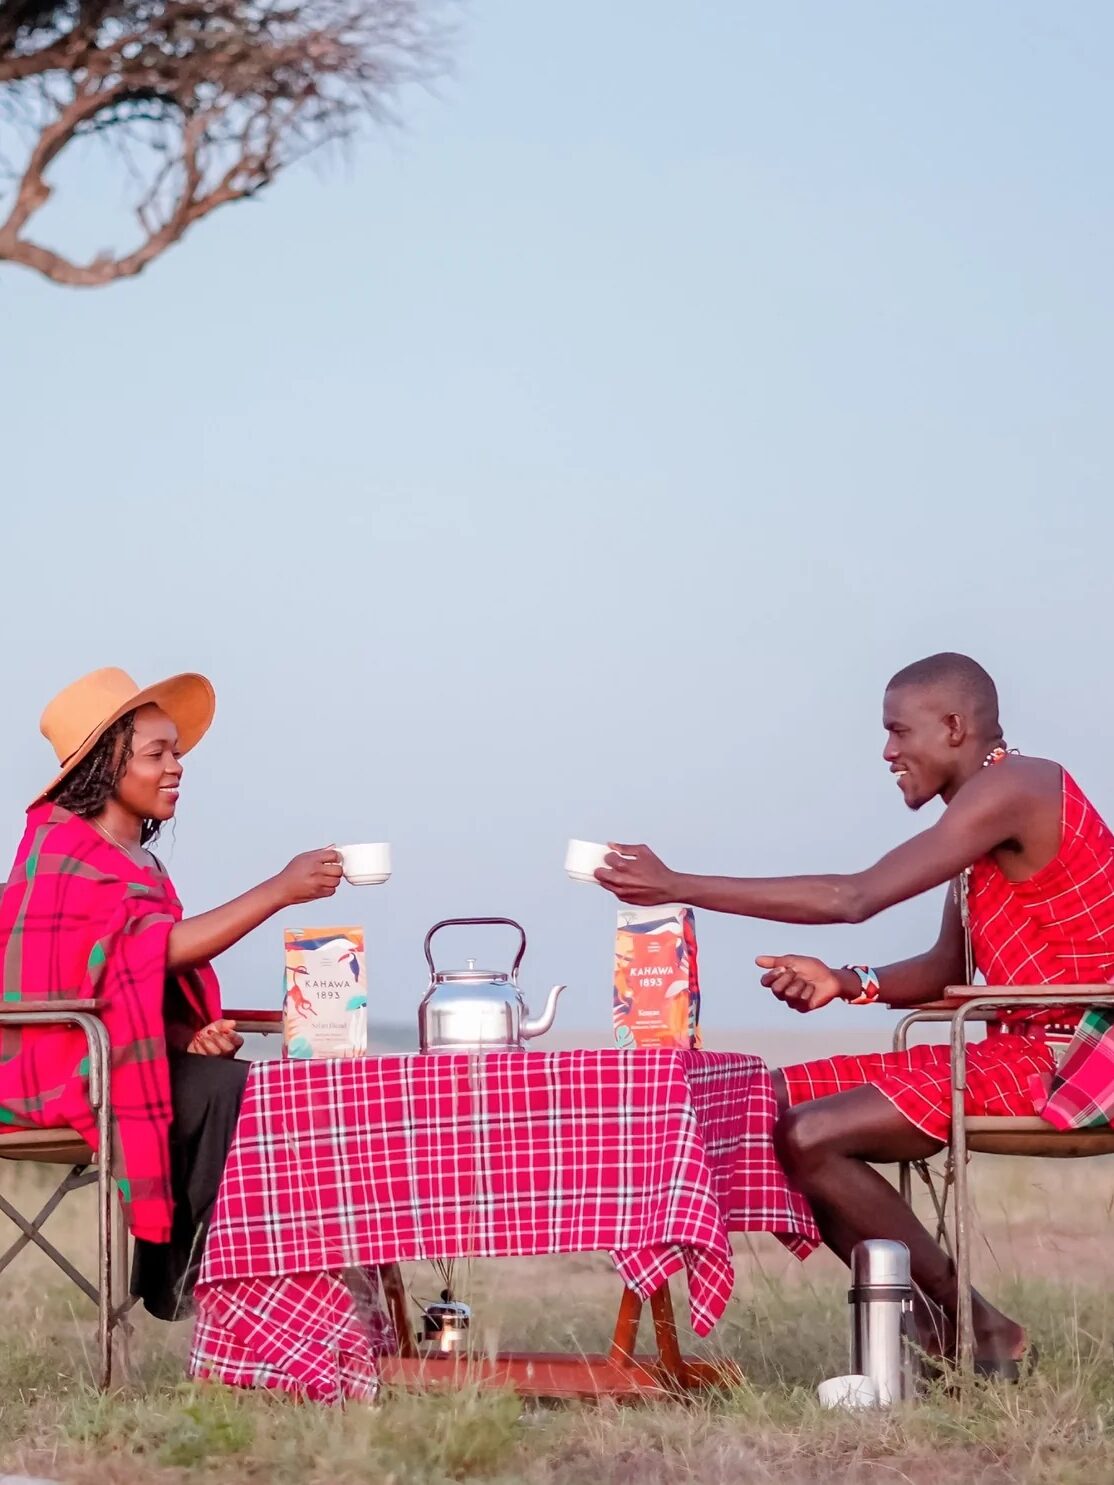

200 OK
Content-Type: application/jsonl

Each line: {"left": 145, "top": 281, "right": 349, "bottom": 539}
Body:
{"left": 190, "top": 1050, "right": 817, "bottom": 1402}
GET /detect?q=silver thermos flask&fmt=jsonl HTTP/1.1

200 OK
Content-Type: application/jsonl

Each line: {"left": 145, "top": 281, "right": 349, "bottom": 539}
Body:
{"left": 849, "top": 1239, "right": 915, "bottom": 1404}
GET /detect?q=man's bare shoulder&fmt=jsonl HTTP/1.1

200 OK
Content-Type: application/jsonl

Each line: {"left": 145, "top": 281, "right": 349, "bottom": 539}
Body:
{"left": 948, "top": 755, "right": 1063, "bottom": 811}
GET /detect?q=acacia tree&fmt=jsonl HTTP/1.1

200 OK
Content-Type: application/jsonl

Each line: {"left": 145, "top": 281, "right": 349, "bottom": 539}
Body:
{"left": 0, "top": 0, "right": 448, "bottom": 286}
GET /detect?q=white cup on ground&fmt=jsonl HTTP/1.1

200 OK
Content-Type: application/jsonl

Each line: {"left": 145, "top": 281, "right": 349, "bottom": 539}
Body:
{"left": 338, "top": 842, "right": 392, "bottom": 886}
{"left": 565, "top": 839, "right": 611, "bottom": 884}
{"left": 817, "top": 1374, "right": 878, "bottom": 1410}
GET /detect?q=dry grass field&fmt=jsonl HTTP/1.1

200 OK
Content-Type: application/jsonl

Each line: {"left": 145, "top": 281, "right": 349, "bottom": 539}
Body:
{"left": 3, "top": 1147, "right": 1114, "bottom": 1485}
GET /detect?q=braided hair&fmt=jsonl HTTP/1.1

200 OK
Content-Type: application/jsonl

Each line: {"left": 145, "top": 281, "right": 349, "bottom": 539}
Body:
{"left": 47, "top": 710, "right": 163, "bottom": 846}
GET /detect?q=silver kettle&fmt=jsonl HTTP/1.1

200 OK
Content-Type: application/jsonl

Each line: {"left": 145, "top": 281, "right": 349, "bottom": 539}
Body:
{"left": 418, "top": 917, "right": 566, "bottom": 1053}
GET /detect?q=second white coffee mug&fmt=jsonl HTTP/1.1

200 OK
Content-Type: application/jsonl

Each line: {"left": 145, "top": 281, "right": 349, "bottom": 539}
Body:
{"left": 338, "top": 842, "right": 392, "bottom": 886}
{"left": 565, "top": 838, "right": 611, "bottom": 884}
{"left": 817, "top": 1374, "right": 878, "bottom": 1410}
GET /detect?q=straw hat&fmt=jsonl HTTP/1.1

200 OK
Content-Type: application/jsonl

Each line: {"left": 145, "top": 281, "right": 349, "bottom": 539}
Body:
{"left": 34, "top": 667, "right": 216, "bottom": 805}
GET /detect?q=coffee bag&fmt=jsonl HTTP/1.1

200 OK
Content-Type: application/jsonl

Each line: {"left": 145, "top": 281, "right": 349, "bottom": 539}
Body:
{"left": 612, "top": 905, "right": 701, "bottom": 1049}
{"left": 283, "top": 926, "right": 368, "bottom": 1058}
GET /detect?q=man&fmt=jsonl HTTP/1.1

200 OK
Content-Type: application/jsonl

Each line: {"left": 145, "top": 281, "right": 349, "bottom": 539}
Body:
{"left": 596, "top": 653, "right": 1114, "bottom": 1374}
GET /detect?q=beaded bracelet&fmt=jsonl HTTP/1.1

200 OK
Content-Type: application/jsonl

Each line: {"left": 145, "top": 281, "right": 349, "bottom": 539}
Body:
{"left": 843, "top": 964, "right": 881, "bottom": 1006}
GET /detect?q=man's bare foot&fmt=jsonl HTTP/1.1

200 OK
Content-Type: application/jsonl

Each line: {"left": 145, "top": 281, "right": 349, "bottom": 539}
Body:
{"left": 971, "top": 1305, "right": 1028, "bottom": 1366}
{"left": 913, "top": 1291, "right": 1027, "bottom": 1370}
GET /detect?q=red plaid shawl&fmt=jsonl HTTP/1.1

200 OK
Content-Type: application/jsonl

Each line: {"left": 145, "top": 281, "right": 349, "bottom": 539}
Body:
{"left": 0, "top": 804, "right": 221, "bottom": 1241}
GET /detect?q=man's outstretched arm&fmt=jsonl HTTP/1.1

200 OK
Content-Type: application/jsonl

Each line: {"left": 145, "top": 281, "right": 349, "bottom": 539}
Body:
{"left": 596, "top": 765, "right": 1025, "bottom": 925}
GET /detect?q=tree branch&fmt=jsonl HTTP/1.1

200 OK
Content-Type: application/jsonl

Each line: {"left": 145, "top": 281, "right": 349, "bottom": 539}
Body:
{"left": 0, "top": 78, "right": 128, "bottom": 243}
{"left": 0, "top": 0, "right": 452, "bottom": 287}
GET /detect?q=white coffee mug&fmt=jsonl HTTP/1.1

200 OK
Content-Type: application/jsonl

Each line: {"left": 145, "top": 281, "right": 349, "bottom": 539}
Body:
{"left": 564, "top": 839, "right": 611, "bottom": 884}
{"left": 337, "top": 842, "right": 392, "bottom": 886}
{"left": 817, "top": 1374, "right": 878, "bottom": 1410}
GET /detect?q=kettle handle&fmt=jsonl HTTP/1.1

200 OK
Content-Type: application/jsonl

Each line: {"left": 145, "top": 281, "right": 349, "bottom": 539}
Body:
{"left": 423, "top": 918, "right": 528, "bottom": 983}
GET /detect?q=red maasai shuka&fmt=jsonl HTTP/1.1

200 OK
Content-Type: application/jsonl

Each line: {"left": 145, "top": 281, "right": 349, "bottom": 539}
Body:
{"left": 0, "top": 804, "right": 221, "bottom": 1241}
{"left": 785, "top": 768, "right": 1114, "bottom": 1142}
{"left": 968, "top": 769, "right": 1114, "bottom": 1029}
{"left": 980, "top": 768, "right": 1114, "bottom": 1131}
{"left": 189, "top": 1050, "right": 818, "bottom": 1403}
{"left": 780, "top": 1036, "right": 1058, "bottom": 1145}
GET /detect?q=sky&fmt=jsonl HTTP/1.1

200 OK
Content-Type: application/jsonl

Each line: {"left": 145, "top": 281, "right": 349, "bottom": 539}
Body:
{"left": 1, "top": 1, "right": 1112, "bottom": 1043}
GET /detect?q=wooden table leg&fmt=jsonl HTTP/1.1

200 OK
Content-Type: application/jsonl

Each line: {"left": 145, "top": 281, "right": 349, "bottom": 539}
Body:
{"left": 607, "top": 1282, "right": 644, "bottom": 1364}
{"left": 650, "top": 1283, "right": 690, "bottom": 1388}
{"left": 380, "top": 1262, "right": 417, "bottom": 1359}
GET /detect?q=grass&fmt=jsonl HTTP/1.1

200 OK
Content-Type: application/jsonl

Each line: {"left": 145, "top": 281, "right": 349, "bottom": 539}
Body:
{"left": 3, "top": 1157, "right": 1114, "bottom": 1483}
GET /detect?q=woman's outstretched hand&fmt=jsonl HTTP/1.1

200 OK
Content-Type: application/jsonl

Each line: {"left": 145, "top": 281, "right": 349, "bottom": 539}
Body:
{"left": 188, "top": 1018, "right": 244, "bottom": 1056}
{"left": 274, "top": 847, "right": 344, "bottom": 905}
{"left": 167, "top": 847, "right": 345, "bottom": 974}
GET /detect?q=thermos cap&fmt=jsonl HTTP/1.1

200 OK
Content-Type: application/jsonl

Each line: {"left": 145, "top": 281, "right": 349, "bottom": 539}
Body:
{"left": 850, "top": 1239, "right": 911, "bottom": 1289}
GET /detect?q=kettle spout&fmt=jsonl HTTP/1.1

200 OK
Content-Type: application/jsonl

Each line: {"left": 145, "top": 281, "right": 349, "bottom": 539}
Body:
{"left": 521, "top": 984, "right": 567, "bottom": 1040}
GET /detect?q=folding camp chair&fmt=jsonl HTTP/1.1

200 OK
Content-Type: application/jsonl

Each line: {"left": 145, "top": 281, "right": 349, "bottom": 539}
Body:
{"left": 0, "top": 1000, "right": 283, "bottom": 1388}
{"left": 894, "top": 987, "right": 1114, "bottom": 1372}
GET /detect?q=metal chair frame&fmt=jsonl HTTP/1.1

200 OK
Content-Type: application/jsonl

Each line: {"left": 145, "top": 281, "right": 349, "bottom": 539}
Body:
{"left": 893, "top": 988, "right": 1114, "bottom": 1371}
{"left": 0, "top": 1002, "right": 281, "bottom": 1388}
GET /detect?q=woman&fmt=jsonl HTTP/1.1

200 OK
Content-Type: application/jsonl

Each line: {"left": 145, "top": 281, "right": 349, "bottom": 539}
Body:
{"left": 0, "top": 666, "right": 343, "bottom": 1319}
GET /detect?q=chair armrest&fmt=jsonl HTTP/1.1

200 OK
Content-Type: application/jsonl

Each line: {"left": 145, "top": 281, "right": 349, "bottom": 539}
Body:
{"left": 225, "top": 1007, "right": 283, "bottom": 1037}
{"left": 0, "top": 1003, "right": 111, "bottom": 1107}
{"left": 0, "top": 999, "right": 106, "bottom": 1015}
{"left": 893, "top": 988, "right": 1114, "bottom": 1052}
{"left": 943, "top": 984, "right": 1114, "bottom": 1002}
{"left": 893, "top": 998, "right": 967, "bottom": 1013}
{"left": 951, "top": 992, "right": 1114, "bottom": 1029}
{"left": 895, "top": 988, "right": 1114, "bottom": 1014}
{"left": 945, "top": 988, "right": 1114, "bottom": 1065}
{"left": 891, "top": 1003, "right": 995, "bottom": 1054}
